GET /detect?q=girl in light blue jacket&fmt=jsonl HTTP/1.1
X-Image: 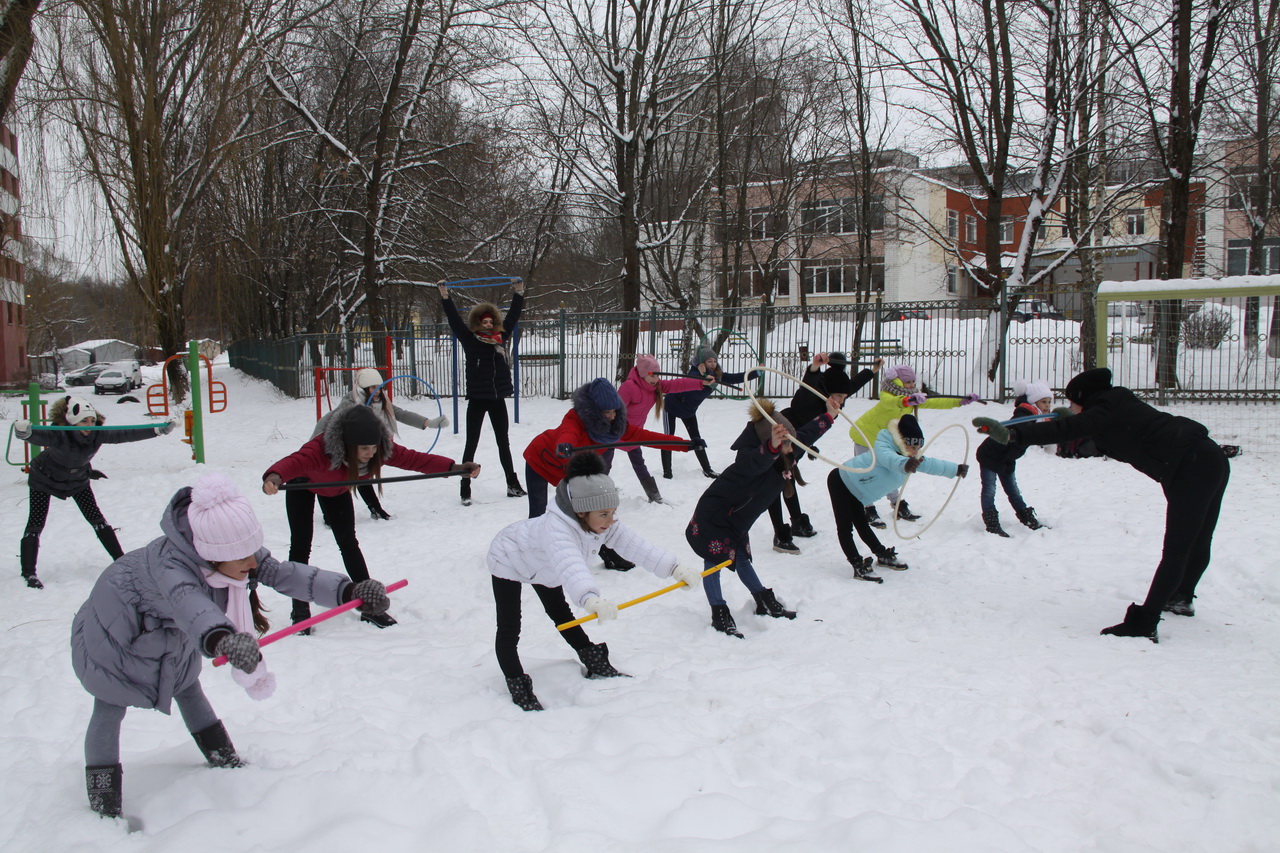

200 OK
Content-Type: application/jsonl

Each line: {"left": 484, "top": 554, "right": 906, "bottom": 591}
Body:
{"left": 826, "top": 415, "right": 968, "bottom": 581}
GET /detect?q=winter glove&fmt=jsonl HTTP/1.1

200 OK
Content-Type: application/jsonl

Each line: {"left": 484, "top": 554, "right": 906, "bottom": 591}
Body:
{"left": 688, "top": 438, "right": 707, "bottom": 449}
{"left": 903, "top": 456, "right": 924, "bottom": 474}
{"left": 13, "top": 419, "right": 31, "bottom": 435}
{"left": 212, "top": 631, "right": 262, "bottom": 674}
{"left": 972, "top": 417, "right": 1010, "bottom": 444}
{"left": 451, "top": 461, "right": 481, "bottom": 478}
{"left": 262, "top": 473, "right": 284, "bottom": 495}
{"left": 556, "top": 442, "right": 576, "bottom": 458}
{"left": 89, "top": 469, "right": 108, "bottom": 480}
{"left": 583, "top": 595, "right": 618, "bottom": 622}
{"left": 670, "top": 565, "right": 703, "bottom": 589}
{"left": 425, "top": 415, "right": 449, "bottom": 429}
{"left": 154, "top": 420, "right": 177, "bottom": 436}
{"left": 904, "top": 393, "right": 928, "bottom": 407}
{"left": 956, "top": 463, "right": 969, "bottom": 478}
{"left": 960, "top": 394, "right": 983, "bottom": 405}
{"left": 344, "top": 579, "right": 390, "bottom": 614}
{"left": 1052, "top": 406, "right": 1074, "bottom": 419}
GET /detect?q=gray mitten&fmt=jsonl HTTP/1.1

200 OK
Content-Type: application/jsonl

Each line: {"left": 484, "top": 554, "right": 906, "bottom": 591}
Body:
{"left": 214, "top": 631, "right": 261, "bottom": 673}
{"left": 346, "top": 579, "right": 390, "bottom": 614}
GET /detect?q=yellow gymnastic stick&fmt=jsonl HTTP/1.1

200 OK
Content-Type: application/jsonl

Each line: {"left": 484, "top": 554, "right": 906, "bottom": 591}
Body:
{"left": 556, "top": 559, "right": 732, "bottom": 631}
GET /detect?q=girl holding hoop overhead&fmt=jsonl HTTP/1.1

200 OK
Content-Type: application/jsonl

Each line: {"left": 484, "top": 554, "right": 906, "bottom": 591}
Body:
{"left": 827, "top": 415, "right": 968, "bottom": 582}
{"left": 439, "top": 280, "right": 526, "bottom": 506}
{"left": 263, "top": 406, "right": 476, "bottom": 629}
{"left": 312, "top": 367, "right": 449, "bottom": 521}
{"left": 661, "top": 346, "right": 757, "bottom": 480}
{"left": 684, "top": 396, "right": 839, "bottom": 638}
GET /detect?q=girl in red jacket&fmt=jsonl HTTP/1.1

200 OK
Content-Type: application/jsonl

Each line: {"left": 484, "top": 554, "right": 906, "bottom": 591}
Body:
{"left": 263, "top": 406, "right": 477, "bottom": 628}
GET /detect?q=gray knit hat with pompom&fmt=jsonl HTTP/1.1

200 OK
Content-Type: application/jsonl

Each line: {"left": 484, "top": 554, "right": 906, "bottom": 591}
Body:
{"left": 554, "top": 451, "right": 620, "bottom": 515}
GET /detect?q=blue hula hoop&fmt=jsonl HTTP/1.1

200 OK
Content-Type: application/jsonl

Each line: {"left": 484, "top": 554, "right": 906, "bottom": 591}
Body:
{"left": 368, "top": 375, "right": 445, "bottom": 453}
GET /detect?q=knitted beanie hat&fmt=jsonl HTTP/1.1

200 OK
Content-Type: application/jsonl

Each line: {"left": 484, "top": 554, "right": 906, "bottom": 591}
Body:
{"left": 65, "top": 397, "right": 98, "bottom": 425}
{"left": 355, "top": 368, "right": 383, "bottom": 391}
{"left": 188, "top": 473, "right": 264, "bottom": 562}
{"left": 585, "top": 377, "right": 623, "bottom": 412}
{"left": 896, "top": 414, "right": 925, "bottom": 446}
{"left": 1016, "top": 379, "right": 1053, "bottom": 404}
{"left": 822, "top": 362, "right": 855, "bottom": 396}
{"left": 554, "top": 451, "right": 620, "bottom": 515}
{"left": 886, "top": 364, "right": 917, "bottom": 385}
{"left": 341, "top": 405, "right": 383, "bottom": 446}
{"left": 635, "top": 354, "right": 660, "bottom": 378}
{"left": 1064, "top": 368, "right": 1112, "bottom": 405}
{"left": 696, "top": 346, "right": 717, "bottom": 366}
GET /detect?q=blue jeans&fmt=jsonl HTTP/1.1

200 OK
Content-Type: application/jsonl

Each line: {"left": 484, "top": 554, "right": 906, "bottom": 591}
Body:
{"left": 980, "top": 466, "right": 1027, "bottom": 514}
{"left": 526, "top": 463, "right": 549, "bottom": 518}
{"left": 701, "top": 556, "right": 764, "bottom": 606}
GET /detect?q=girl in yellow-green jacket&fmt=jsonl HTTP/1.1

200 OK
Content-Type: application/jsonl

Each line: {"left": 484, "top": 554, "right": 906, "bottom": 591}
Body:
{"left": 850, "top": 364, "right": 981, "bottom": 527}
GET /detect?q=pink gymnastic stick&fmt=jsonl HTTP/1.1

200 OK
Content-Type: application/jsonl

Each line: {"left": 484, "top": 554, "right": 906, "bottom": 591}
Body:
{"left": 213, "top": 578, "right": 409, "bottom": 666}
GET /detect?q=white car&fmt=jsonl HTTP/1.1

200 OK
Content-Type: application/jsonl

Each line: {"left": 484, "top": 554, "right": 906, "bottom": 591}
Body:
{"left": 94, "top": 370, "right": 131, "bottom": 395}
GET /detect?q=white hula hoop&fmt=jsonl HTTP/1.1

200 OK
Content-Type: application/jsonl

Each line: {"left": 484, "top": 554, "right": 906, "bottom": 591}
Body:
{"left": 892, "top": 422, "right": 970, "bottom": 541}
{"left": 744, "top": 365, "right": 877, "bottom": 474}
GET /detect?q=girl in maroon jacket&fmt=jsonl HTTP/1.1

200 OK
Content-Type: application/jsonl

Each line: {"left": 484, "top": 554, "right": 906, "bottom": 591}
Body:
{"left": 263, "top": 406, "right": 477, "bottom": 628}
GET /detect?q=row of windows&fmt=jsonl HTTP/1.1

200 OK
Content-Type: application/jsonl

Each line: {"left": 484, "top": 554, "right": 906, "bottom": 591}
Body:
{"left": 1226, "top": 239, "right": 1280, "bottom": 275}
{"left": 945, "top": 209, "right": 1150, "bottom": 244}
{"left": 714, "top": 261, "right": 886, "bottom": 298}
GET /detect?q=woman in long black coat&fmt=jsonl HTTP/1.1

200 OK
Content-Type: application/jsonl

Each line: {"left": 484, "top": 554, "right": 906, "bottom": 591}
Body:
{"left": 979, "top": 368, "right": 1230, "bottom": 643}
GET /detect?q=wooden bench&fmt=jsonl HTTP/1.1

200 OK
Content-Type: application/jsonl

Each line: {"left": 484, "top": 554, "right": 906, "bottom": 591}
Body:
{"left": 855, "top": 338, "right": 904, "bottom": 362}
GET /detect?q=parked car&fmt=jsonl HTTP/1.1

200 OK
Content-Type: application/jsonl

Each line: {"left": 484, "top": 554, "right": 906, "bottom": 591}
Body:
{"left": 113, "top": 360, "right": 142, "bottom": 389}
{"left": 880, "top": 309, "right": 931, "bottom": 321}
{"left": 94, "top": 370, "right": 131, "bottom": 395}
{"left": 64, "top": 363, "right": 112, "bottom": 386}
{"left": 1106, "top": 301, "right": 1146, "bottom": 319}
{"left": 1012, "top": 300, "right": 1066, "bottom": 322}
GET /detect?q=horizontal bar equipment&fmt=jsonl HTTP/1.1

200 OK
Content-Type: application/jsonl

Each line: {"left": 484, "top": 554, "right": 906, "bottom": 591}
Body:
{"left": 556, "top": 561, "right": 731, "bottom": 631}
{"left": 442, "top": 276, "right": 523, "bottom": 289}
{"left": 556, "top": 439, "right": 698, "bottom": 457}
{"left": 277, "top": 470, "right": 465, "bottom": 490}
{"left": 214, "top": 579, "right": 409, "bottom": 666}
{"left": 28, "top": 423, "right": 162, "bottom": 431}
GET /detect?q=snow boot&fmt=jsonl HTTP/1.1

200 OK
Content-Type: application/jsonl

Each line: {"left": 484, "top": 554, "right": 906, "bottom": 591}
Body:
{"left": 661, "top": 450, "right": 674, "bottom": 479}
{"left": 1100, "top": 603, "right": 1160, "bottom": 643}
{"left": 291, "top": 601, "right": 313, "bottom": 636}
{"left": 20, "top": 536, "right": 42, "bottom": 589}
{"left": 694, "top": 447, "right": 717, "bottom": 478}
{"left": 865, "top": 506, "right": 886, "bottom": 530}
{"left": 86, "top": 763, "right": 123, "bottom": 818}
{"left": 876, "top": 547, "right": 909, "bottom": 570}
{"left": 790, "top": 513, "right": 817, "bottom": 538}
{"left": 360, "top": 612, "right": 398, "bottom": 628}
{"left": 506, "top": 473, "right": 527, "bottom": 498}
{"left": 983, "top": 510, "right": 1011, "bottom": 537}
{"left": 92, "top": 522, "right": 124, "bottom": 560}
{"left": 1162, "top": 593, "right": 1195, "bottom": 617}
{"left": 191, "top": 721, "right": 244, "bottom": 768}
{"left": 1015, "top": 507, "right": 1044, "bottom": 530}
{"left": 752, "top": 588, "right": 797, "bottom": 619}
{"left": 772, "top": 524, "right": 801, "bottom": 555}
{"left": 599, "top": 545, "right": 635, "bottom": 571}
{"left": 711, "top": 604, "right": 744, "bottom": 638}
{"left": 506, "top": 674, "right": 544, "bottom": 711}
{"left": 577, "top": 642, "right": 630, "bottom": 679}
{"left": 895, "top": 501, "right": 921, "bottom": 522}
{"left": 639, "top": 475, "right": 664, "bottom": 504}
{"left": 369, "top": 506, "right": 392, "bottom": 520}
{"left": 460, "top": 477, "right": 472, "bottom": 507}
{"left": 853, "top": 556, "right": 883, "bottom": 583}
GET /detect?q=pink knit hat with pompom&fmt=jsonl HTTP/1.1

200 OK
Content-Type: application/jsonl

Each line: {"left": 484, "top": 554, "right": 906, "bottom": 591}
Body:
{"left": 636, "top": 354, "right": 660, "bottom": 377}
{"left": 188, "top": 473, "right": 264, "bottom": 562}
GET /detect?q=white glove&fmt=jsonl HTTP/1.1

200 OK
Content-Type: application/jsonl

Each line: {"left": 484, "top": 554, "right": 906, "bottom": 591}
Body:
{"left": 583, "top": 595, "right": 618, "bottom": 622}
{"left": 155, "top": 419, "right": 178, "bottom": 436}
{"left": 425, "top": 415, "right": 449, "bottom": 429}
{"left": 670, "top": 565, "right": 703, "bottom": 589}
{"left": 14, "top": 419, "right": 31, "bottom": 435}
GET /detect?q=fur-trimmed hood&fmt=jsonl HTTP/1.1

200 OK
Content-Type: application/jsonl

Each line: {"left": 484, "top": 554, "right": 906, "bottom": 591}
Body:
{"left": 467, "top": 301, "right": 503, "bottom": 334}
{"left": 572, "top": 382, "right": 628, "bottom": 444}
{"left": 886, "top": 417, "right": 915, "bottom": 455}
{"left": 320, "top": 400, "right": 395, "bottom": 468}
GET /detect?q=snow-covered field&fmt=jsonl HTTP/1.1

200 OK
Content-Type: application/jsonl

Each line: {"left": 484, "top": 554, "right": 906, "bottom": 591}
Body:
{"left": 1, "top": 360, "right": 1278, "bottom": 852}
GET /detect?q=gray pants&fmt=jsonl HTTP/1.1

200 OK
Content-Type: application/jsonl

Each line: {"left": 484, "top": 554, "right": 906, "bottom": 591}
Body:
{"left": 84, "top": 680, "right": 219, "bottom": 765}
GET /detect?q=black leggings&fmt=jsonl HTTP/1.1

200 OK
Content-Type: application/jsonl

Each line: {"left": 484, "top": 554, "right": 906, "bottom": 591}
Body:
{"left": 24, "top": 486, "right": 110, "bottom": 540}
{"left": 1145, "top": 438, "right": 1229, "bottom": 610}
{"left": 464, "top": 398, "right": 515, "bottom": 478}
{"left": 827, "top": 469, "right": 887, "bottom": 564}
{"left": 492, "top": 576, "right": 590, "bottom": 678}
{"left": 286, "top": 486, "right": 369, "bottom": 612}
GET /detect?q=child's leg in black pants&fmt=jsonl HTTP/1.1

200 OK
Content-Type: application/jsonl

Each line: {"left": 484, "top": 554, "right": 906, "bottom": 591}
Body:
{"left": 285, "top": 486, "right": 318, "bottom": 621}
{"left": 316, "top": 492, "right": 370, "bottom": 582}
{"left": 827, "top": 469, "right": 887, "bottom": 563}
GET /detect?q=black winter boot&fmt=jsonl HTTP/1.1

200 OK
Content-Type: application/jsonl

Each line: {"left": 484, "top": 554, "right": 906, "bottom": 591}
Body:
{"left": 752, "top": 588, "right": 797, "bottom": 619}
{"left": 360, "top": 612, "right": 398, "bottom": 628}
{"left": 20, "top": 535, "right": 42, "bottom": 589}
{"left": 790, "top": 513, "right": 817, "bottom": 538}
{"left": 506, "top": 674, "right": 544, "bottom": 711}
{"left": 694, "top": 447, "right": 717, "bottom": 478}
{"left": 876, "top": 547, "right": 908, "bottom": 570}
{"left": 291, "top": 601, "right": 313, "bottom": 636}
{"left": 661, "top": 450, "right": 674, "bottom": 479}
{"left": 577, "top": 642, "right": 630, "bottom": 679}
{"left": 599, "top": 545, "right": 635, "bottom": 570}
{"left": 460, "top": 477, "right": 472, "bottom": 506}
{"left": 1015, "top": 507, "right": 1044, "bottom": 530}
{"left": 982, "top": 509, "right": 1011, "bottom": 537}
{"left": 92, "top": 522, "right": 124, "bottom": 560}
{"left": 86, "top": 763, "right": 123, "bottom": 818}
{"left": 1163, "top": 593, "right": 1195, "bottom": 617}
{"left": 853, "top": 556, "right": 883, "bottom": 583}
{"left": 895, "top": 501, "right": 921, "bottom": 521}
{"left": 772, "top": 524, "right": 801, "bottom": 555}
{"left": 1100, "top": 603, "right": 1160, "bottom": 643}
{"left": 865, "top": 506, "right": 886, "bottom": 530}
{"left": 639, "top": 475, "right": 663, "bottom": 504}
{"left": 711, "top": 604, "right": 744, "bottom": 638}
{"left": 191, "top": 720, "right": 244, "bottom": 768}
{"left": 369, "top": 505, "right": 392, "bottom": 520}
{"left": 506, "top": 473, "right": 527, "bottom": 498}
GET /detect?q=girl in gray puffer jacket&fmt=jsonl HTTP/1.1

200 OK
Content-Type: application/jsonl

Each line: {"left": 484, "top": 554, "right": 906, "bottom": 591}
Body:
{"left": 70, "top": 473, "right": 392, "bottom": 821}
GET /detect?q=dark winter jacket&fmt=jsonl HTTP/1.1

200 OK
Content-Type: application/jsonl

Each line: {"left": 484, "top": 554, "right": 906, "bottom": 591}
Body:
{"left": 524, "top": 383, "right": 686, "bottom": 486}
{"left": 976, "top": 401, "right": 1042, "bottom": 475}
{"left": 70, "top": 487, "right": 350, "bottom": 713}
{"left": 265, "top": 403, "right": 454, "bottom": 497}
{"left": 1011, "top": 386, "right": 1209, "bottom": 483}
{"left": 685, "top": 408, "right": 833, "bottom": 564}
{"left": 782, "top": 365, "right": 876, "bottom": 427}
{"left": 664, "top": 364, "right": 753, "bottom": 419}
{"left": 442, "top": 293, "right": 524, "bottom": 399}
{"left": 17, "top": 423, "right": 160, "bottom": 498}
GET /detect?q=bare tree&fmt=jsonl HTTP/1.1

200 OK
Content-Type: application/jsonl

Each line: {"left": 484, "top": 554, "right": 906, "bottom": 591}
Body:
{"left": 0, "top": 0, "right": 39, "bottom": 123}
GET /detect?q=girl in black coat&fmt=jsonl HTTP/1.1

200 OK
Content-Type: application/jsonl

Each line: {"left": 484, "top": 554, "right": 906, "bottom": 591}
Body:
{"left": 439, "top": 280, "right": 526, "bottom": 505}
{"left": 685, "top": 396, "right": 838, "bottom": 637}
{"left": 979, "top": 368, "right": 1230, "bottom": 643}
{"left": 975, "top": 379, "right": 1052, "bottom": 537}
{"left": 14, "top": 395, "right": 175, "bottom": 588}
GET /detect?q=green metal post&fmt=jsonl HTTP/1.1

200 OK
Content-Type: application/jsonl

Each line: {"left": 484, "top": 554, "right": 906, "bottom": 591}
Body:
{"left": 24, "top": 381, "right": 43, "bottom": 461}
{"left": 188, "top": 341, "right": 205, "bottom": 464}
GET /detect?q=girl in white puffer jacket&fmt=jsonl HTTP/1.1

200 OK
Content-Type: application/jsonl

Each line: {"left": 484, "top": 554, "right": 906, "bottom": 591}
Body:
{"left": 486, "top": 451, "right": 701, "bottom": 711}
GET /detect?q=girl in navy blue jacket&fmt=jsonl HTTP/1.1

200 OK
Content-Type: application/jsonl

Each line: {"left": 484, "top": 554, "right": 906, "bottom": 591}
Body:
{"left": 661, "top": 346, "right": 755, "bottom": 479}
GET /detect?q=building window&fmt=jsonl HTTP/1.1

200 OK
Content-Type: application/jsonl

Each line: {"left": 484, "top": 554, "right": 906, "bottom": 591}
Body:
{"left": 1228, "top": 238, "right": 1280, "bottom": 275}
{"left": 800, "top": 259, "right": 883, "bottom": 294}
{"left": 748, "top": 207, "right": 781, "bottom": 240}
{"left": 799, "top": 196, "right": 884, "bottom": 235}
{"left": 946, "top": 265, "right": 958, "bottom": 294}
{"left": 1125, "top": 209, "right": 1145, "bottom": 236}
{"left": 1000, "top": 220, "right": 1014, "bottom": 244}
{"left": 946, "top": 210, "right": 958, "bottom": 240}
{"left": 964, "top": 215, "right": 977, "bottom": 244}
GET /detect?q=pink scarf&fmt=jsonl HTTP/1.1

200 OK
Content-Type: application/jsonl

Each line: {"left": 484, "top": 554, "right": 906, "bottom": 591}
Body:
{"left": 203, "top": 569, "right": 276, "bottom": 701}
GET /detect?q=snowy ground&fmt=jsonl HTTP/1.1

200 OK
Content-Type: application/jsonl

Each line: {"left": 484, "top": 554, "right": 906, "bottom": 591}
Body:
{"left": 1, "top": 361, "right": 1278, "bottom": 853}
